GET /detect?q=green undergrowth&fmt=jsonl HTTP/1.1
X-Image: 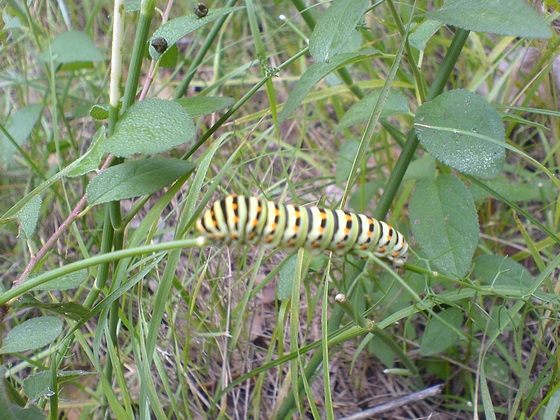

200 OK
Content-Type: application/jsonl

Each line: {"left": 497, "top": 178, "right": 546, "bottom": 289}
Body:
{"left": 0, "top": 0, "right": 559, "bottom": 418}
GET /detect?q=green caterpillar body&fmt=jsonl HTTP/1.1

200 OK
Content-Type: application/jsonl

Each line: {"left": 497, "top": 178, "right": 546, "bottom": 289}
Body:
{"left": 197, "top": 195, "right": 409, "bottom": 267}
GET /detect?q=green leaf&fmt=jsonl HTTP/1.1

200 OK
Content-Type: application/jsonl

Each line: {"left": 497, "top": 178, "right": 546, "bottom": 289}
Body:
{"left": 90, "top": 104, "right": 109, "bottom": 120}
{"left": 420, "top": 307, "right": 463, "bottom": 356}
{"left": 14, "top": 296, "right": 89, "bottom": 321}
{"left": 414, "top": 89, "right": 505, "bottom": 179}
{"left": 409, "top": 20, "right": 444, "bottom": 51}
{"left": 26, "top": 268, "right": 89, "bottom": 291}
{"left": 65, "top": 128, "right": 106, "bottom": 177}
{"left": 403, "top": 155, "right": 437, "bottom": 181}
{"left": 23, "top": 370, "right": 96, "bottom": 403}
{"left": 309, "top": 0, "right": 369, "bottom": 62}
{"left": 0, "top": 316, "right": 63, "bottom": 354}
{"left": 336, "top": 90, "right": 409, "bottom": 130}
{"left": 15, "top": 195, "right": 41, "bottom": 239}
{"left": 335, "top": 138, "right": 360, "bottom": 185}
{"left": 367, "top": 334, "right": 398, "bottom": 368}
{"left": 483, "top": 355, "right": 512, "bottom": 398}
{"left": 125, "top": 0, "right": 141, "bottom": 12}
{"left": 469, "top": 174, "right": 555, "bottom": 202}
{"left": 0, "top": 104, "right": 43, "bottom": 166}
{"left": 175, "top": 96, "right": 235, "bottom": 118}
{"left": 86, "top": 158, "right": 195, "bottom": 206}
{"left": 22, "top": 372, "right": 54, "bottom": 402}
{"left": 0, "top": 372, "right": 46, "bottom": 420}
{"left": 278, "top": 254, "right": 297, "bottom": 301}
{"left": 38, "top": 31, "right": 105, "bottom": 70}
{"left": 409, "top": 174, "right": 479, "bottom": 276}
{"left": 473, "top": 255, "right": 533, "bottom": 289}
{"left": 157, "top": 43, "right": 178, "bottom": 68}
{"left": 149, "top": 7, "right": 245, "bottom": 60}
{"left": 423, "top": 0, "right": 553, "bottom": 39}
{"left": 543, "top": 388, "right": 560, "bottom": 420}
{"left": 279, "top": 49, "right": 381, "bottom": 122}
{"left": 103, "top": 98, "right": 195, "bottom": 157}
{"left": 2, "top": 15, "right": 23, "bottom": 32}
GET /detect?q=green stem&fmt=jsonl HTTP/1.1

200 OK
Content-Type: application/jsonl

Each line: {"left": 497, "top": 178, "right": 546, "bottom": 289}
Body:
{"left": 386, "top": 0, "right": 426, "bottom": 102}
{"left": 122, "top": 0, "right": 157, "bottom": 112}
{"left": 374, "top": 28, "right": 470, "bottom": 220}
{"left": 0, "top": 238, "right": 206, "bottom": 307}
{"left": 334, "top": 294, "right": 374, "bottom": 330}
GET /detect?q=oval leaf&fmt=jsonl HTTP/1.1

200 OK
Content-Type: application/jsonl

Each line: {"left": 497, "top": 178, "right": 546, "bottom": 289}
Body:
{"left": 409, "top": 20, "right": 444, "bottom": 51}
{"left": 28, "top": 268, "right": 89, "bottom": 291}
{"left": 149, "top": 7, "right": 244, "bottom": 60}
{"left": 335, "top": 138, "right": 360, "bottom": 185}
{"left": 277, "top": 254, "right": 297, "bottom": 301}
{"left": 38, "top": 31, "right": 105, "bottom": 70}
{"left": 309, "top": 0, "right": 369, "bottom": 62}
{"left": 420, "top": 307, "right": 463, "bottom": 356}
{"left": 414, "top": 89, "right": 505, "bottom": 179}
{"left": 103, "top": 98, "right": 195, "bottom": 157}
{"left": 23, "top": 370, "right": 96, "bottom": 403}
{"left": 336, "top": 90, "right": 409, "bottom": 130}
{"left": 65, "top": 127, "right": 106, "bottom": 178}
{"left": 409, "top": 174, "right": 479, "bottom": 276}
{"left": 279, "top": 49, "right": 380, "bottom": 122}
{"left": 87, "top": 158, "right": 195, "bottom": 206}
{"left": 473, "top": 255, "right": 533, "bottom": 290}
{"left": 423, "top": 0, "right": 553, "bottom": 39}
{"left": 0, "top": 316, "right": 63, "bottom": 354}
{"left": 1, "top": 103, "right": 43, "bottom": 166}
{"left": 15, "top": 195, "right": 42, "bottom": 239}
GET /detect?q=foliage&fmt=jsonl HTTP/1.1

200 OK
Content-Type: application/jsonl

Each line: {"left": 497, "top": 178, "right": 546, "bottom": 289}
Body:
{"left": 0, "top": 0, "right": 559, "bottom": 418}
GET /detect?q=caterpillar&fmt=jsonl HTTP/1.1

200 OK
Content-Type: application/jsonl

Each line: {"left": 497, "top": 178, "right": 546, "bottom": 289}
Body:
{"left": 197, "top": 195, "right": 409, "bottom": 267}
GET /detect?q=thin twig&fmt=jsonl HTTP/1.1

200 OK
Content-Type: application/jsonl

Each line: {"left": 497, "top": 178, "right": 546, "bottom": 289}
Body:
{"left": 338, "top": 384, "right": 444, "bottom": 420}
